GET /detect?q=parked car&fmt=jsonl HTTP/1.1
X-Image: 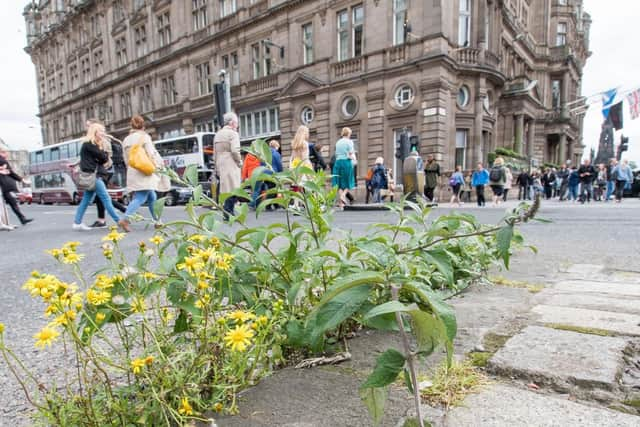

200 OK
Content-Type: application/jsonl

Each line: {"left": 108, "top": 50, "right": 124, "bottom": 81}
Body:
{"left": 159, "top": 170, "right": 214, "bottom": 206}
{"left": 17, "top": 187, "right": 33, "bottom": 205}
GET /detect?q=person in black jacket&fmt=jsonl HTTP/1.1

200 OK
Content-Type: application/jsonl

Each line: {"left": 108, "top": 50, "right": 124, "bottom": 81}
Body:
{"left": 308, "top": 143, "right": 327, "bottom": 172}
{"left": 72, "top": 123, "right": 123, "bottom": 231}
{"left": 577, "top": 159, "right": 597, "bottom": 203}
{"left": 541, "top": 168, "right": 556, "bottom": 200}
{"left": 0, "top": 149, "right": 33, "bottom": 225}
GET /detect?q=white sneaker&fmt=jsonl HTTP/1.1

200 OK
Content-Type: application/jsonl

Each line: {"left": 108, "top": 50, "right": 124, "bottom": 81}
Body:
{"left": 72, "top": 223, "right": 92, "bottom": 231}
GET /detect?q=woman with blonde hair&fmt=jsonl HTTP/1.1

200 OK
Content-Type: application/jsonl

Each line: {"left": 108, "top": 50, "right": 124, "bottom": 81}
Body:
{"left": 72, "top": 123, "right": 122, "bottom": 230}
{"left": 118, "top": 115, "right": 164, "bottom": 232}
{"left": 289, "top": 125, "right": 312, "bottom": 211}
{"left": 489, "top": 156, "right": 507, "bottom": 206}
{"left": 332, "top": 127, "right": 356, "bottom": 208}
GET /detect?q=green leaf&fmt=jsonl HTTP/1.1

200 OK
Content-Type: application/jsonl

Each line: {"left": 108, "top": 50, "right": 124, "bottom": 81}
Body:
{"left": 407, "top": 309, "right": 447, "bottom": 356}
{"left": 312, "top": 284, "right": 370, "bottom": 335}
{"left": 184, "top": 164, "right": 198, "bottom": 186}
{"left": 314, "top": 271, "right": 386, "bottom": 311}
{"left": 363, "top": 301, "right": 418, "bottom": 321}
{"left": 496, "top": 225, "right": 514, "bottom": 268}
{"left": 174, "top": 310, "right": 188, "bottom": 333}
{"left": 359, "top": 386, "right": 388, "bottom": 427}
{"left": 192, "top": 184, "right": 203, "bottom": 204}
{"left": 362, "top": 312, "right": 401, "bottom": 332}
{"left": 402, "top": 283, "right": 457, "bottom": 343}
{"left": 153, "top": 197, "right": 165, "bottom": 220}
{"left": 424, "top": 248, "right": 454, "bottom": 286}
{"left": 403, "top": 367, "right": 414, "bottom": 394}
{"left": 361, "top": 349, "right": 406, "bottom": 388}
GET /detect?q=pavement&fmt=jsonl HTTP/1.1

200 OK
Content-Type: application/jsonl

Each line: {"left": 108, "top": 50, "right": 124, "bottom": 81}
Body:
{"left": 1, "top": 198, "right": 640, "bottom": 426}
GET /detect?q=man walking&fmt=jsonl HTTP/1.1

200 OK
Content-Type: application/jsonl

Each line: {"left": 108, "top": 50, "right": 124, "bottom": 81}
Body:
{"left": 577, "top": 158, "right": 597, "bottom": 203}
{"left": 0, "top": 149, "right": 33, "bottom": 225}
{"left": 423, "top": 154, "right": 440, "bottom": 202}
{"left": 605, "top": 158, "right": 618, "bottom": 201}
{"left": 214, "top": 112, "right": 242, "bottom": 221}
{"left": 556, "top": 164, "right": 570, "bottom": 201}
{"left": 471, "top": 162, "right": 489, "bottom": 206}
{"left": 516, "top": 170, "right": 530, "bottom": 200}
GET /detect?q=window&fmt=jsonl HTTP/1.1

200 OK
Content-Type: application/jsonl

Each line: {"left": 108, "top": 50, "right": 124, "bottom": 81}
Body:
{"left": 195, "top": 62, "right": 212, "bottom": 95}
{"left": 157, "top": 12, "right": 171, "bottom": 47}
{"left": 239, "top": 107, "right": 280, "bottom": 140}
{"left": 133, "top": 0, "right": 146, "bottom": 10}
{"left": 251, "top": 43, "right": 264, "bottom": 79}
{"left": 558, "top": 0, "right": 567, "bottom": 5}
{"left": 341, "top": 95, "right": 358, "bottom": 118}
{"left": 90, "top": 14, "right": 102, "bottom": 38}
{"left": 58, "top": 72, "right": 64, "bottom": 94}
{"left": 80, "top": 56, "right": 91, "bottom": 85}
{"left": 393, "top": 0, "right": 407, "bottom": 45}
{"left": 53, "top": 119, "right": 60, "bottom": 143}
{"left": 115, "top": 37, "right": 127, "bottom": 67}
{"left": 455, "top": 130, "right": 467, "bottom": 169}
{"left": 301, "top": 106, "right": 314, "bottom": 125}
{"left": 113, "top": 1, "right": 125, "bottom": 23}
{"left": 134, "top": 25, "right": 148, "bottom": 58}
{"left": 97, "top": 100, "right": 111, "bottom": 123}
{"left": 302, "top": 23, "right": 313, "bottom": 65}
{"left": 49, "top": 77, "right": 56, "bottom": 98}
{"left": 73, "top": 111, "right": 83, "bottom": 134}
{"left": 120, "top": 92, "right": 132, "bottom": 118}
{"left": 551, "top": 79, "right": 562, "bottom": 109}
{"left": 521, "top": 4, "right": 529, "bottom": 28}
{"left": 161, "top": 75, "right": 176, "bottom": 106}
{"left": 192, "top": 0, "right": 208, "bottom": 31}
{"left": 337, "top": 5, "right": 364, "bottom": 61}
{"left": 138, "top": 83, "right": 152, "bottom": 113}
{"left": 93, "top": 49, "right": 103, "bottom": 77}
{"left": 458, "top": 0, "right": 471, "bottom": 47}
{"left": 86, "top": 105, "right": 94, "bottom": 121}
{"left": 457, "top": 85, "right": 470, "bottom": 108}
{"left": 231, "top": 52, "right": 239, "bottom": 85}
{"left": 219, "top": 0, "right": 236, "bottom": 18}
{"left": 394, "top": 85, "right": 414, "bottom": 108}
{"left": 556, "top": 22, "right": 567, "bottom": 46}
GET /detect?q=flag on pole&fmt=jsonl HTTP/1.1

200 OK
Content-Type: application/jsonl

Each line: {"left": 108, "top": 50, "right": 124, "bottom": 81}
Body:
{"left": 627, "top": 89, "right": 640, "bottom": 120}
{"left": 602, "top": 88, "right": 618, "bottom": 119}
{"left": 609, "top": 102, "right": 624, "bottom": 130}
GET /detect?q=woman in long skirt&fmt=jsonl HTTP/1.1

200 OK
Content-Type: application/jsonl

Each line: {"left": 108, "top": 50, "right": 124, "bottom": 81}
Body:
{"left": 332, "top": 127, "right": 356, "bottom": 208}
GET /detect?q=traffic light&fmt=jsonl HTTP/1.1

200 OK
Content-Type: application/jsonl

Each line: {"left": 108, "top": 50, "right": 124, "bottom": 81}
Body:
{"left": 395, "top": 132, "right": 410, "bottom": 160}
{"left": 620, "top": 135, "right": 629, "bottom": 153}
{"left": 213, "top": 83, "right": 227, "bottom": 130}
{"left": 409, "top": 135, "right": 420, "bottom": 153}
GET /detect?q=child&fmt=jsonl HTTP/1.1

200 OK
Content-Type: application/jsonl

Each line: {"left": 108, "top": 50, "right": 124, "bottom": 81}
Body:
{"left": 370, "top": 157, "right": 388, "bottom": 203}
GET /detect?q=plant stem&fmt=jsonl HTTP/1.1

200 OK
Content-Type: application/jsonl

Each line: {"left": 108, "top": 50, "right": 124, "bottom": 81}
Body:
{"left": 391, "top": 284, "right": 424, "bottom": 427}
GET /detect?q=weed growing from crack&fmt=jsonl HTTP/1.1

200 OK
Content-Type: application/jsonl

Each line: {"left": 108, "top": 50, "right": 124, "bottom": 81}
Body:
{"left": 419, "top": 359, "right": 490, "bottom": 410}
{"left": 490, "top": 276, "right": 544, "bottom": 293}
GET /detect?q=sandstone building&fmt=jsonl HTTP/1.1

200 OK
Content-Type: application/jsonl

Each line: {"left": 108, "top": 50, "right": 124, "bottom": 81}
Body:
{"left": 24, "top": 0, "right": 591, "bottom": 178}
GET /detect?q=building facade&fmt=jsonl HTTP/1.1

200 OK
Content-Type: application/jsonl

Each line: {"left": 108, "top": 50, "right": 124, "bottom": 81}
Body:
{"left": 24, "top": 0, "right": 591, "bottom": 179}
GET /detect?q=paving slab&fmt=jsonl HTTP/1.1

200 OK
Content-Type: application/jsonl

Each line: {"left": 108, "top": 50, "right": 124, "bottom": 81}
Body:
{"left": 445, "top": 384, "right": 640, "bottom": 427}
{"left": 489, "top": 326, "right": 627, "bottom": 390}
{"left": 536, "top": 290, "right": 640, "bottom": 316}
{"left": 554, "top": 280, "right": 640, "bottom": 298}
{"left": 532, "top": 305, "right": 640, "bottom": 336}
{"left": 562, "top": 264, "right": 604, "bottom": 277}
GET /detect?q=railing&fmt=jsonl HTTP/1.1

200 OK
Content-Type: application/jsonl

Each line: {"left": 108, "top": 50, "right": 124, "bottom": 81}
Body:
{"left": 246, "top": 74, "right": 278, "bottom": 93}
{"left": 549, "top": 45, "right": 571, "bottom": 61}
{"left": 386, "top": 44, "right": 407, "bottom": 64}
{"left": 485, "top": 50, "right": 500, "bottom": 68}
{"left": 456, "top": 47, "right": 480, "bottom": 65}
{"left": 332, "top": 56, "right": 364, "bottom": 78}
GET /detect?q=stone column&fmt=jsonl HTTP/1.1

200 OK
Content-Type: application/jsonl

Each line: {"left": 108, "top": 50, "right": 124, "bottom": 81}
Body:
{"left": 477, "top": 0, "right": 488, "bottom": 63}
{"left": 527, "top": 119, "right": 535, "bottom": 160}
{"left": 559, "top": 133, "right": 567, "bottom": 165}
{"left": 562, "top": 72, "right": 570, "bottom": 117}
{"left": 473, "top": 94, "right": 484, "bottom": 166}
{"left": 514, "top": 114, "right": 524, "bottom": 155}
{"left": 567, "top": 137, "right": 574, "bottom": 166}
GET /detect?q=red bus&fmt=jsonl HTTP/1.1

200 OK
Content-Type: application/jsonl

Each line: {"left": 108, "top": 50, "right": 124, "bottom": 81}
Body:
{"left": 28, "top": 138, "right": 127, "bottom": 205}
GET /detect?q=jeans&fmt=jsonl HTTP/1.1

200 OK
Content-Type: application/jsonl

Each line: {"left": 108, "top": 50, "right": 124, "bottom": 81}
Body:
{"left": 124, "top": 190, "right": 157, "bottom": 221}
{"left": 373, "top": 187, "right": 382, "bottom": 203}
{"left": 517, "top": 186, "right": 529, "bottom": 200}
{"left": 249, "top": 181, "right": 266, "bottom": 208}
{"left": 579, "top": 182, "right": 593, "bottom": 202}
{"left": 475, "top": 185, "right": 485, "bottom": 206}
{"left": 223, "top": 196, "right": 237, "bottom": 221}
{"left": 74, "top": 179, "right": 120, "bottom": 224}
{"left": 2, "top": 189, "right": 26, "bottom": 223}
{"left": 559, "top": 182, "right": 568, "bottom": 200}
{"left": 615, "top": 180, "right": 626, "bottom": 201}
{"left": 568, "top": 185, "right": 579, "bottom": 201}
{"left": 606, "top": 181, "right": 615, "bottom": 201}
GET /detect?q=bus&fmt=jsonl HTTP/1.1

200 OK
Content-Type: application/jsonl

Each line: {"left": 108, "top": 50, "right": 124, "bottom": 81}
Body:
{"left": 154, "top": 132, "right": 215, "bottom": 175}
{"left": 28, "top": 138, "right": 127, "bottom": 205}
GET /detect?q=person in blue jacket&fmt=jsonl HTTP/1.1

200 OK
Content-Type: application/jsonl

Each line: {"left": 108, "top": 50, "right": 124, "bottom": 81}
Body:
{"left": 471, "top": 162, "right": 489, "bottom": 207}
{"left": 567, "top": 166, "right": 580, "bottom": 202}
{"left": 370, "top": 157, "right": 388, "bottom": 203}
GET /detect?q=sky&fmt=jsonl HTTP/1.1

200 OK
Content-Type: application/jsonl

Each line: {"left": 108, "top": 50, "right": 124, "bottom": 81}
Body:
{"left": 1, "top": 0, "right": 639, "bottom": 162}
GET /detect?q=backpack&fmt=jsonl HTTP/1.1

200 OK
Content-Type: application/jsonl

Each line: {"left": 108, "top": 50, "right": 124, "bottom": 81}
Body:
{"left": 449, "top": 175, "right": 458, "bottom": 186}
{"left": 489, "top": 167, "right": 503, "bottom": 182}
{"left": 365, "top": 167, "right": 374, "bottom": 182}
{"left": 111, "top": 140, "right": 125, "bottom": 167}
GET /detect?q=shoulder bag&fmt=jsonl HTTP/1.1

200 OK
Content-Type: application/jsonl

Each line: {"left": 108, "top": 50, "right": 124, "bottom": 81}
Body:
{"left": 129, "top": 135, "right": 156, "bottom": 176}
{"left": 77, "top": 170, "right": 97, "bottom": 191}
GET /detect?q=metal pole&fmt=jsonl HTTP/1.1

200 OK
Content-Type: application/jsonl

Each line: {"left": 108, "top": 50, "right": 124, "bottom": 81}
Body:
{"left": 224, "top": 80, "right": 231, "bottom": 115}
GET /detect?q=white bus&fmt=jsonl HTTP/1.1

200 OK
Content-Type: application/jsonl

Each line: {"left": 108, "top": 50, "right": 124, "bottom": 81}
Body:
{"left": 154, "top": 132, "right": 215, "bottom": 176}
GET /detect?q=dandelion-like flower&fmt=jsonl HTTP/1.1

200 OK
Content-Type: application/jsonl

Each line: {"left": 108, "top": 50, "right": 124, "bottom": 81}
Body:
{"left": 176, "top": 256, "right": 205, "bottom": 276}
{"left": 86, "top": 288, "right": 111, "bottom": 306}
{"left": 226, "top": 310, "right": 255, "bottom": 323}
{"left": 224, "top": 324, "right": 255, "bottom": 352}
{"left": 144, "top": 355, "right": 154, "bottom": 365}
{"left": 130, "top": 358, "right": 145, "bottom": 375}
{"left": 215, "top": 253, "right": 234, "bottom": 272}
{"left": 213, "top": 402, "right": 223, "bottom": 413}
{"left": 102, "top": 229, "right": 125, "bottom": 243}
{"left": 94, "top": 275, "right": 114, "bottom": 290}
{"left": 96, "top": 312, "right": 106, "bottom": 323}
{"left": 178, "top": 397, "right": 193, "bottom": 416}
{"left": 62, "top": 252, "right": 84, "bottom": 264}
{"left": 131, "top": 297, "right": 147, "bottom": 314}
{"left": 34, "top": 327, "right": 60, "bottom": 348}
{"left": 194, "top": 294, "right": 211, "bottom": 309}
{"left": 149, "top": 235, "right": 164, "bottom": 245}
{"left": 0, "top": 322, "right": 5, "bottom": 334}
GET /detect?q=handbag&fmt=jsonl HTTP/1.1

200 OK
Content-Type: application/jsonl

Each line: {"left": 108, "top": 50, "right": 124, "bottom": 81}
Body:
{"left": 77, "top": 170, "right": 97, "bottom": 191}
{"left": 129, "top": 137, "right": 156, "bottom": 176}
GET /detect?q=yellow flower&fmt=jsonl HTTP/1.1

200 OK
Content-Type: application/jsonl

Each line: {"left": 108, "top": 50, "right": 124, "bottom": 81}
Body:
{"left": 197, "top": 247, "right": 217, "bottom": 262}
{"left": 34, "top": 327, "right": 60, "bottom": 348}
{"left": 63, "top": 241, "right": 81, "bottom": 251}
{"left": 142, "top": 272, "right": 157, "bottom": 280}
{"left": 161, "top": 308, "right": 173, "bottom": 323}
{"left": 291, "top": 158, "right": 301, "bottom": 168}
{"left": 194, "top": 294, "right": 211, "bottom": 309}
{"left": 94, "top": 275, "right": 114, "bottom": 290}
{"left": 46, "top": 248, "right": 62, "bottom": 258}
{"left": 131, "top": 358, "right": 145, "bottom": 375}
{"left": 144, "top": 355, "right": 154, "bottom": 365}
{"left": 149, "top": 235, "right": 164, "bottom": 245}
{"left": 215, "top": 253, "right": 234, "bottom": 272}
{"left": 103, "top": 248, "right": 113, "bottom": 259}
{"left": 62, "top": 252, "right": 84, "bottom": 264}
{"left": 86, "top": 288, "right": 111, "bottom": 306}
{"left": 131, "top": 297, "right": 147, "bottom": 314}
{"left": 52, "top": 310, "right": 76, "bottom": 327}
{"left": 102, "top": 230, "right": 125, "bottom": 243}
{"left": 256, "top": 315, "right": 269, "bottom": 327}
{"left": 213, "top": 402, "right": 223, "bottom": 413}
{"left": 224, "top": 324, "right": 254, "bottom": 352}
{"left": 209, "top": 236, "right": 221, "bottom": 249}
{"left": 226, "top": 310, "right": 255, "bottom": 323}
{"left": 0, "top": 323, "right": 4, "bottom": 334}
{"left": 176, "top": 256, "right": 204, "bottom": 276}
{"left": 188, "top": 234, "right": 206, "bottom": 243}
{"left": 96, "top": 312, "right": 106, "bottom": 323}
{"left": 178, "top": 397, "right": 193, "bottom": 416}
{"left": 197, "top": 280, "right": 209, "bottom": 290}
